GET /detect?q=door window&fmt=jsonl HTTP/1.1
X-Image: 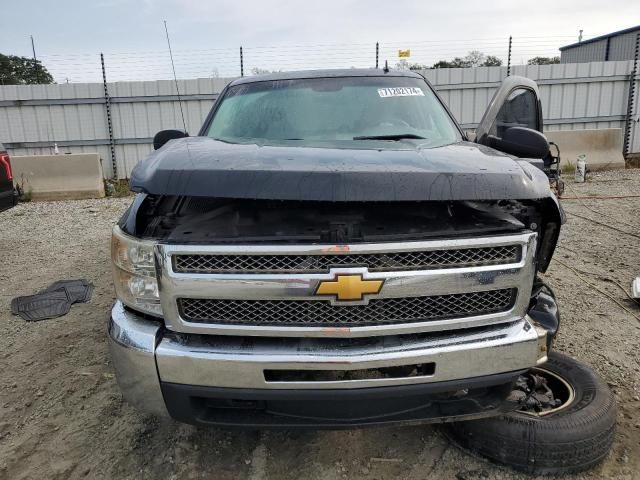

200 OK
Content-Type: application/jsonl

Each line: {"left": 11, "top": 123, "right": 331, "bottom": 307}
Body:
{"left": 490, "top": 88, "right": 538, "bottom": 138}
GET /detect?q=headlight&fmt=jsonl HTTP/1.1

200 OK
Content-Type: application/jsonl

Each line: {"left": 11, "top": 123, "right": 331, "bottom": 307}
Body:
{"left": 111, "top": 226, "right": 163, "bottom": 316}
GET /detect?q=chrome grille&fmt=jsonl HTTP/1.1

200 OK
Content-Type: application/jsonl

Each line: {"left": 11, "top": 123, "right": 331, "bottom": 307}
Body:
{"left": 178, "top": 289, "right": 516, "bottom": 327}
{"left": 173, "top": 245, "right": 521, "bottom": 274}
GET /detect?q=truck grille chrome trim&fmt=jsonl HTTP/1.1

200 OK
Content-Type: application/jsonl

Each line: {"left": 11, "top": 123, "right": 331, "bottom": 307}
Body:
{"left": 178, "top": 289, "right": 516, "bottom": 327}
{"left": 156, "top": 233, "right": 537, "bottom": 337}
{"left": 173, "top": 245, "right": 520, "bottom": 274}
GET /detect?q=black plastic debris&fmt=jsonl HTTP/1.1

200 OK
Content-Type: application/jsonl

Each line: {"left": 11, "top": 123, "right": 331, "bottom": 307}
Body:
{"left": 42, "top": 279, "right": 94, "bottom": 304}
{"left": 10, "top": 289, "right": 72, "bottom": 321}
{"left": 10, "top": 279, "right": 94, "bottom": 322}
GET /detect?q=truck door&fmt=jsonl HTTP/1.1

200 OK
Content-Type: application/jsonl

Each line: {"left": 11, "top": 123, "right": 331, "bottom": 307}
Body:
{"left": 475, "top": 76, "right": 546, "bottom": 159}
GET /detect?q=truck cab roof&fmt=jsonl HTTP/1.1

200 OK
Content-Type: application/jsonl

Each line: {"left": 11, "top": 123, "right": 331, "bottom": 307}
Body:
{"left": 229, "top": 68, "right": 424, "bottom": 86}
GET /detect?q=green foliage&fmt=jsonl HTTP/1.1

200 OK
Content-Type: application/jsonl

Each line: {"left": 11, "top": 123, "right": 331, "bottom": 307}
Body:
{"left": 20, "top": 187, "right": 33, "bottom": 203}
{"left": 483, "top": 55, "right": 503, "bottom": 66}
{"left": 0, "top": 53, "right": 54, "bottom": 85}
{"left": 561, "top": 160, "right": 575, "bottom": 175}
{"left": 527, "top": 56, "right": 560, "bottom": 65}
{"left": 251, "top": 67, "right": 284, "bottom": 75}
{"left": 394, "top": 59, "right": 429, "bottom": 71}
{"left": 432, "top": 57, "right": 468, "bottom": 68}
{"left": 14, "top": 174, "right": 32, "bottom": 202}
{"left": 408, "top": 63, "right": 429, "bottom": 71}
{"left": 105, "top": 179, "right": 132, "bottom": 197}
{"left": 432, "top": 51, "right": 503, "bottom": 69}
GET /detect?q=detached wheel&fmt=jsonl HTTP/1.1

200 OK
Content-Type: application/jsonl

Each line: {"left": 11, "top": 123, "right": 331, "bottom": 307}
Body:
{"left": 446, "top": 352, "right": 616, "bottom": 475}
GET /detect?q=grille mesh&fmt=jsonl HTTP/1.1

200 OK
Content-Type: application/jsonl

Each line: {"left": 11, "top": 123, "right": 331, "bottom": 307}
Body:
{"left": 173, "top": 245, "right": 520, "bottom": 274}
{"left": 178, "top": 289, "right": 516, "bottom": 327}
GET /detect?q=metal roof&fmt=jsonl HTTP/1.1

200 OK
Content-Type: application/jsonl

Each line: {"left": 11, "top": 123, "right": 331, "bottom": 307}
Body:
{"left": 229, "top": 68, "right": 423, "bottom": 86}
{"left": 560, "top": 25, "right": 640, "bottom": 51}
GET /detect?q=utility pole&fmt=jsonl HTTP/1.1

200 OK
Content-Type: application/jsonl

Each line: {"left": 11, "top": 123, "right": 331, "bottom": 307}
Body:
{"left": 101, "top": 53, "right": 117, "bottom": 179}
{"left": 623, "top": 33, "right": 639, "bottom": 158}
{"left": 30, "top": 35, "right": 38, "bottom": 77}
{"left": 507, "top": 36, "right": 512, "bottom": 77}
{"left": 30, "top": 35, "right": 37, "bottom": 62}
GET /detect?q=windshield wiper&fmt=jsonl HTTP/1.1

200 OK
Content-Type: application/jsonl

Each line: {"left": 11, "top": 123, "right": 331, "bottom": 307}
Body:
{"left": 353, "top": 133, "right": 426, "bottom": 140}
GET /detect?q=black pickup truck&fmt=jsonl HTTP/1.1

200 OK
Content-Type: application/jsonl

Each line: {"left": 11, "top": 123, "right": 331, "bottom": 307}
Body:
{"left": 109, "top": 69, "right": 615, "bottom": 475}
{"left": 0, "top": 142, "right": 17, "bottom": 212}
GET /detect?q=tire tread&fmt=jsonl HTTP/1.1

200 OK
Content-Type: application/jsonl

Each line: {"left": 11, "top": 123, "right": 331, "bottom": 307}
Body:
{"left": 446, "top": 352, "right": 616, "bottom": 475}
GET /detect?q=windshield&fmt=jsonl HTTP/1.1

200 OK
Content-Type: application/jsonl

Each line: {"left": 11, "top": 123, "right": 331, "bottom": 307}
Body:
{"left": 206, "top": 76, "right": 461, "bottom": 148}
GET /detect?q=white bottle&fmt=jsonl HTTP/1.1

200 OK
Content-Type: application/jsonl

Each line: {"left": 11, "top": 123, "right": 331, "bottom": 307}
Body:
{"left": 575, "top": 154, "right": 587, "bottom": 183}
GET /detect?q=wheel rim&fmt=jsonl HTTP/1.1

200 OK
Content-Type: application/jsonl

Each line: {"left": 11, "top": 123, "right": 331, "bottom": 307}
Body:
{"left": 516, "top": 367, "right": 575, "bottom": 417}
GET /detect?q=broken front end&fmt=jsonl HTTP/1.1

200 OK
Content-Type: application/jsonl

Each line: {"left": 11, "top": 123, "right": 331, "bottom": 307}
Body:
{"left": 109, "top": 195, "right": 562, "bottom": 427}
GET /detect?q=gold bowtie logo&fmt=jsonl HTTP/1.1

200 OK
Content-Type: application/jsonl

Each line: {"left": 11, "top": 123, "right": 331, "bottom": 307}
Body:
{"left": 316, "top": 274, "right": 384, "bottom": 301}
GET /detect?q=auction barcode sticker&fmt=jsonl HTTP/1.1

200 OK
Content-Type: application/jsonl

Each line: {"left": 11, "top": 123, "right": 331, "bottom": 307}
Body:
{"left": 378, "top": 87, "right": 425, "bottom": 98}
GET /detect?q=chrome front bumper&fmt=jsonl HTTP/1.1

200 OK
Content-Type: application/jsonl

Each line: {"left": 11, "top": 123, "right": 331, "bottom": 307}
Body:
{"left": 108, "top": 301, "right": 548, "bottom": 418}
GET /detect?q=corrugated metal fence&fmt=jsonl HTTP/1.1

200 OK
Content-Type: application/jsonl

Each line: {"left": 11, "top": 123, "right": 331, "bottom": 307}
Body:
{"left": 0, "top": 60, "right": 637, "bottom": 179}
{"left": 0, "top": 78, "right": 230, "bottom": 178}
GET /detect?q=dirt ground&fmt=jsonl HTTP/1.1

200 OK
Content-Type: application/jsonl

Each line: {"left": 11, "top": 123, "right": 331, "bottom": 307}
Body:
{"left": 0, "top": 169, "right": 639, "bottom": 480}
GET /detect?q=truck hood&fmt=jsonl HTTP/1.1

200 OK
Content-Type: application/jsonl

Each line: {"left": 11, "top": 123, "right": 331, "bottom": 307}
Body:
{"left": 129, "top": 137, "right": 554, "bottom": 202}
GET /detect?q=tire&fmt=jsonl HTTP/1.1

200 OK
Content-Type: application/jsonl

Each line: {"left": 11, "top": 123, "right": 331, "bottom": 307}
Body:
{"left": 445, "top": 351, "right": 616, "bottom": 475}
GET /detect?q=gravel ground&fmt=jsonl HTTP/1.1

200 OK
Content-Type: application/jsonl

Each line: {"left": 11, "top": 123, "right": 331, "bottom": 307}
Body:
{"left": 0, "top": 169, "right": 639, "bottom": 480}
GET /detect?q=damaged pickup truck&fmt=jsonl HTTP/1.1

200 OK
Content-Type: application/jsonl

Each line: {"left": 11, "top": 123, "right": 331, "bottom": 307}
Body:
{"left": 109, "top": 69, "right": 615, "bottom": 474}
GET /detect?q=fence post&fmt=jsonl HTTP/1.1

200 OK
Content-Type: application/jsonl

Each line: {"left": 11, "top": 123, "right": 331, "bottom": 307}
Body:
{"left": 376, "top": 42, "right": 379, "bottom": 69}
{"left": 100, "top": 53, "right": 117, "bottom": 179}
{"left": 623, "top": 33, "right": 639, "bottom": 158}
{"left": 240, "top": 46, "right": 244, "bottom": 77}
{"left": 507, "top": 36, "right": 512, "bottom": 77}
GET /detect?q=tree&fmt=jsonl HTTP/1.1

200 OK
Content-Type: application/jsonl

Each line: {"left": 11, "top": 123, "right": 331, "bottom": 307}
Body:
{"left": 395, "top": 59, "right": 429, "bottom": 71}
{"left": 408, "top": 62, "right": 429, "bottom": 71}
{"left": 0, "top": 54, "right": 53, "bottom": 85}
{"left": 483, "top": 55, "right": 503, "bottom": 66}
{"left": 395, "top": 59, "right": 410, "bottom": 70}
{"left": 464, "top": 50, "right": 486, "bottom": 67}
{"left": 251, "top": 67, "right": 280, "bottom": 75}
{"left": 527, "top": 56, "right": 560, "bottom": 65}
{"left": 432, "top": 57, "right": 466, "bottom": 68}
{"left": 432, "top": 58, "right": 468, "bottom": 68}
{"left": 431, "top": 51, "right": 502, "bottom": 69}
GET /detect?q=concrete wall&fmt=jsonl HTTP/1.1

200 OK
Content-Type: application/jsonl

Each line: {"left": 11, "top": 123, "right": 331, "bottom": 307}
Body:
{"left": 11, "top": 153, "right": 105, "bottom": 201}
{"left": 545, "top": 128, "right": 626, "bottom": 170}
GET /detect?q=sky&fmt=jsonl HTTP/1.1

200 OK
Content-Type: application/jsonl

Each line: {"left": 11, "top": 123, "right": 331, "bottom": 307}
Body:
{"left": 1, "top": 0, "right": 639, "bottom": 82}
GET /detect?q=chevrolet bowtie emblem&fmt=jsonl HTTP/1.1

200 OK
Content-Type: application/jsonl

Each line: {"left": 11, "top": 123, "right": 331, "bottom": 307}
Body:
{"left": 316, "top": 274, "right": 384, "bottom": 301}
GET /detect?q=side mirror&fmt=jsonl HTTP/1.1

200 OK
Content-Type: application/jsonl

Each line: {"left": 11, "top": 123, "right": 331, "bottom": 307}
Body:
{"left": 487, "top": 127, "right": 549, "bottom": 159}
{"left": 153, "top": 129, "right": 188, "bottom": 150}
